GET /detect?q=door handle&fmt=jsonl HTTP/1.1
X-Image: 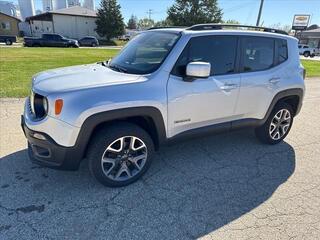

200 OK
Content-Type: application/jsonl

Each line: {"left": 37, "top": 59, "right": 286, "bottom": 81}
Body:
{"left": 269, "top": 77, "right": 280, "bottom": 84}
{"left": 220, "top": 83, "right": 238, "bottom": 90}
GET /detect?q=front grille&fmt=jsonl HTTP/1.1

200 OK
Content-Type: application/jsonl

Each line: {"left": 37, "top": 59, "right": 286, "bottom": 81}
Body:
{"left": 27, "top": 97, "right": 33, "bottom": 116}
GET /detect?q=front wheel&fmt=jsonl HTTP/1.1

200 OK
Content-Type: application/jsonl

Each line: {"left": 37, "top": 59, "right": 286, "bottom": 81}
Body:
{"left": 303, "top": 51, "right": 310, "bottom": 57}
{"left": 88, "top": 123, "right": 154, "bottom": 187}
{"left": 255, "top": 102, "right": 294, "bottom": 144}
{"left": 5, "top": 39, "right": 12, "bottom": 45}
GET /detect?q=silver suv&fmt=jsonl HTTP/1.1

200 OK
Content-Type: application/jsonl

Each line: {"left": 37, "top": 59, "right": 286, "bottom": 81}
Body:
{"left": 22, "top": 24, "right": 305, "bottom": 187}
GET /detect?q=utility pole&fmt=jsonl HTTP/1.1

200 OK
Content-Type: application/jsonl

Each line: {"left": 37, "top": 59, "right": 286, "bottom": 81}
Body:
{"left": 146, "top": 9, "right": 153, "bottom": 20}
{"left": 256, "top": 0, "right": 264, "bottom": 26}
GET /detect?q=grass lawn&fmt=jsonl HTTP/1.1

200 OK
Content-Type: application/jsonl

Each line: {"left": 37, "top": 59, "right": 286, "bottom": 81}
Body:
{"left": 0, "top": 47, "right": 119, "bottom": 97}
{"left": 301, "top": 60, "right": 320, "bottom": 78}
{"left": 0, "top": 47, "right": 319, "bottom": 98}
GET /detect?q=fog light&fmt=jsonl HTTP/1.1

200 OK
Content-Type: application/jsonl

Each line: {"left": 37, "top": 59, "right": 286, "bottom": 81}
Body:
{"left": 33, "top": 133, "right": 46, "bottom": 140}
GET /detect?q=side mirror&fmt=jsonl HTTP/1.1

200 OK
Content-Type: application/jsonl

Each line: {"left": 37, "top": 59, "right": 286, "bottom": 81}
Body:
{"left": 185, "top": 61, "right": 211, "bottom": 81}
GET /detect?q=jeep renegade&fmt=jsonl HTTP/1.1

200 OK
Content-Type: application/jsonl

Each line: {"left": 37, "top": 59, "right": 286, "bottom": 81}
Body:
{"left": 22, "top": 24, "right": 305, "bottom": 187}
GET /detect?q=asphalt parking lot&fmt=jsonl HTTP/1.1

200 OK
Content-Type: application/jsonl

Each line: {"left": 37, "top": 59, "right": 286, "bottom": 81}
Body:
{"left": 0, "top": 78, "right": 320, "bottom": 240}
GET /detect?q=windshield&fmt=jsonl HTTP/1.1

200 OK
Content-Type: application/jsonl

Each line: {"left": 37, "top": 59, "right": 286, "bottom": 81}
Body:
{"left": 109, "top": 31, "right": 180, "bottom": 74}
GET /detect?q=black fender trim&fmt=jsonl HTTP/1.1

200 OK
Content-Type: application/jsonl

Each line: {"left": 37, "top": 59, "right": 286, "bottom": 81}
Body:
{"left": 74, "top": 106, "right": 167, "bottom": 160}
{"left": 258, "top": 88, "right": 303, "bottom": 126}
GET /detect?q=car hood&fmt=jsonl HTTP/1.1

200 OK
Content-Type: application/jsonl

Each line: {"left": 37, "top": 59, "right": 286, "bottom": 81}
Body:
{"left": 32, "top": 63, "right": 144, "bottom": 95}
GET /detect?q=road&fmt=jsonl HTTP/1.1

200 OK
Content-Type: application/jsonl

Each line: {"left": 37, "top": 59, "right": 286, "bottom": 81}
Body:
{"left": 0, "top": 78, "right": 320, "bottom": 240}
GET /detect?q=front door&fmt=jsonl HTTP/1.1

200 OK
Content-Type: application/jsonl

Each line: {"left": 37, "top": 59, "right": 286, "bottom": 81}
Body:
{"left": 167, "top": 35, "right": 241, "bottom": 137}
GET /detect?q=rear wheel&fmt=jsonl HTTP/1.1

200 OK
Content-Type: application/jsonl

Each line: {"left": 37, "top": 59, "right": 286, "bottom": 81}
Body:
{"left": 303, "top": 51, "right": 310, "bottom": 57}
{"left": 255, "top": 102, "right": 294, "bottom": 144}
{"left": 88, "top": 123, "right": 154, "bottom": 187}
{"left": 91, "top": 43, "right": 96, "bottom": 47}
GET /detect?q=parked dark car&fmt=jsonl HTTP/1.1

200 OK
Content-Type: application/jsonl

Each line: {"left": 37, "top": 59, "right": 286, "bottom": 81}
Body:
{"left": 0, "top": 35, "right": 17, "bottom": 45}
{"left": 24, "top": 34, "right": 79, "bottom": 48}
{"left": 78, "top": 36, "right": 99, "bottom": 47}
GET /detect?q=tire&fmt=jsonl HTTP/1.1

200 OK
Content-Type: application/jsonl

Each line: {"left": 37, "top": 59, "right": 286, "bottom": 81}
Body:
{"left": 5, "top": 39, "right": 12, "bottom": 45}
{"left": 88, "top": 123, "right": 154, "bottom": 187}
{"left": 91, "top": 43, "right": 96, "bottom": 47}
{"left": 303, "top": 51, "right": 310, "bottom": 57}
{"left": 255, "top": 102, "right": 294, "bottom": 145}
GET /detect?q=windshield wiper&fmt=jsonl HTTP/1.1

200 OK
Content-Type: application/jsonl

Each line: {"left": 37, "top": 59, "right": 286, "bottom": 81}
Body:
{"left": 109, "top": 64, "right": 128, "bottom": 73}
{"left": 97, "top": 61, "right": 108, "bottom": 67}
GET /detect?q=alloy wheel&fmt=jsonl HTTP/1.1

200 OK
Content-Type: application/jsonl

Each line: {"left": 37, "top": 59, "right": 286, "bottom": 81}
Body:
{"left": 269, "top": 109, "right": 291, "bottom": 140}
{"left": 101, "top": 136, "right": 148, "bottom": 182}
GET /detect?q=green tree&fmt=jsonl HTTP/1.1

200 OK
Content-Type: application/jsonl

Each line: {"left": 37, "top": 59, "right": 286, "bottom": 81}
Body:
{"left": 137, "top": 18, "right": 155, "bottom": 29}
{"left": 223, "top": 19, "right": 240, "bottom": 24}
{"left": 154, "top": 19, "right": 173, "bottom": 27}
{"left": 96, "top": 0, "right": 125, "bottom": 41}
{"left": 127, "top": 14, "right": 138, "bottom": 29}
{"left": 167, "top": 0, "right": 222, "bottom": 26}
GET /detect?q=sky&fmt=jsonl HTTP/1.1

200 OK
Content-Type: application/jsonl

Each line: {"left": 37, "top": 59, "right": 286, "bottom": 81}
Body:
{"left": 8, "top": 0, "right": 320, "bottom": 27}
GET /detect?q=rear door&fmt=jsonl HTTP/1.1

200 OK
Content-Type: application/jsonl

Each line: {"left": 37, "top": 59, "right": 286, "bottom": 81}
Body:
{"left": 235, "top": 36, "right": 287, "bottom": 120}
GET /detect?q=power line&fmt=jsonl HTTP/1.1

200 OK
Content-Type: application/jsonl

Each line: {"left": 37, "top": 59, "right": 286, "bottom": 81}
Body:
{"left": 146, "top": 9, "right": 153, "bottom": 20}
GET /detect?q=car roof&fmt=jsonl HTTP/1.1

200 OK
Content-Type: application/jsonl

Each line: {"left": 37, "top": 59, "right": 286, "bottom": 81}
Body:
{"left": 148, "top": 24, "right": 295, "bottom": 40}
{"left": 149, "top": 28, "right": 295, "bottom": 41}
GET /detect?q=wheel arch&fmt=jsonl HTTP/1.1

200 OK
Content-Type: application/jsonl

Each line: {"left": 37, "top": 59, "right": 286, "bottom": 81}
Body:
{"left": 75, "top": 107, "right": 167, "bottom": 160}
{"left": 261, "top": 88, "right": 303, "bottom": 125}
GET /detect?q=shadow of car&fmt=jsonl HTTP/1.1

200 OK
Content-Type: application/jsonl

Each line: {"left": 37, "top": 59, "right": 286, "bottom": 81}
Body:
{"left": 0, "top": 130, "right": 295, "bottom": 239}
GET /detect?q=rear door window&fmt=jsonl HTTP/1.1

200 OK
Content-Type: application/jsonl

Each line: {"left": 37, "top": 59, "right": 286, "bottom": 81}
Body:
{"left": 241, "top": 37, "right": 274, "bottom": 72}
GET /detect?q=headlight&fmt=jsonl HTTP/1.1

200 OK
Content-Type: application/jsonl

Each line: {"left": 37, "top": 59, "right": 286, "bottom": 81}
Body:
{"left": 43, "top": 97, "right": 48, "bottom": 113}
{"left": 30, "top": 92, "right": 48, "bottom": 119}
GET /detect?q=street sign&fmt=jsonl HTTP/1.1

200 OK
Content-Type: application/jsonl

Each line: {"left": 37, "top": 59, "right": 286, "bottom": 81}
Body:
{"left": 292, "top": 15, "right": 310, "bottom": 30}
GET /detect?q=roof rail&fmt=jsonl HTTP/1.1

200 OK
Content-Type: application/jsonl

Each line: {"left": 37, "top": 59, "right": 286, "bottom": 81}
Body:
{"left": 186, "top": 24, "right": 288, "bottom": 35}
{"left": 148, "top": 26, "right": 187, "bottom": 30}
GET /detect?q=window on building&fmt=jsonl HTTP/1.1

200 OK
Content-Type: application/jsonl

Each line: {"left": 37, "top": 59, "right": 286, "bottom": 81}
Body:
{"left": 1, "top": 22, "right": 11, "bottom": 30}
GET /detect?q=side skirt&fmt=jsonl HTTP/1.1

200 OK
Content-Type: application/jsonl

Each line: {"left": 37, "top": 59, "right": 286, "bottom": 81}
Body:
{"left": 166, "top": 118, "right": 260, "bottom": 144}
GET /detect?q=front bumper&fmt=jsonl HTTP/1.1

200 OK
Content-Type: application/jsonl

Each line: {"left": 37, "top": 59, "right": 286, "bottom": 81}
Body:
{"left": 21, "top": 115, "right": 82, "bottom": 170}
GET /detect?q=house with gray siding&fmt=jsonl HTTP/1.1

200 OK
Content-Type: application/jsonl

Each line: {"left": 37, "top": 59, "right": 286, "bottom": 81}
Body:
{"left": 25, "top": 6, "right": 98, "bottom": 39}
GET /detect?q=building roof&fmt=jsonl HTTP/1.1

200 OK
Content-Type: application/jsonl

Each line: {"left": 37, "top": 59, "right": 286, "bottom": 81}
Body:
{"left": 303, "top": 28, "right": 320, "bottom": 33}
{"left": 301, "top": 28, "right": 320, "bottom": 38}
{"left": 50, "top": 6, "right": 97, "bottom": 17}
{"left": 26, "top": 6, "right": 97, "bottom": 22}
{"left": 0, "top": 11, "right": 21, "bottom": 22}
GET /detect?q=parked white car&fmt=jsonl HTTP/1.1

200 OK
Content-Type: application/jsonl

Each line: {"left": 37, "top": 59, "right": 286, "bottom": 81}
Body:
{"left": 22, "top": 24, "right": 305, "bottom": 187}
{"left": 298, "top": 44, "right": 319, "bottom": 57}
